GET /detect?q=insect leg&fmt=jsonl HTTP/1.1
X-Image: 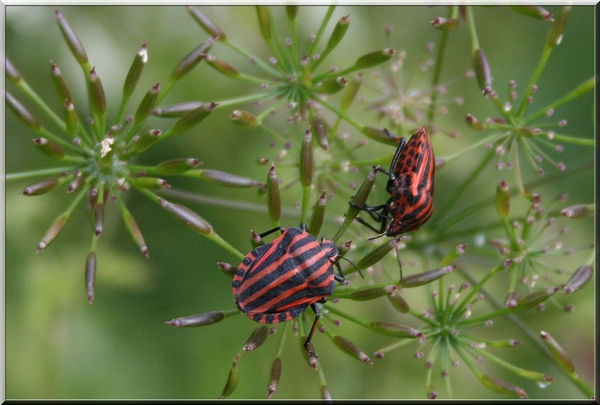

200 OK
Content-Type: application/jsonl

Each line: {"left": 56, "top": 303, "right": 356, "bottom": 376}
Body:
{"left": 372, "top": 164, "right": 395, "bottom": 179}
{"left": 303, "top": 303, "right": 321, "bottom": 357}
{"left": 258, "top": 226, "right": 286, "bottom": 238}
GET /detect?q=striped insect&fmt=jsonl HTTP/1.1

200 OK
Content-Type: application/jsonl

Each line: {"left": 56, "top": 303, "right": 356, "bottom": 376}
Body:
{"left": 352, "top": 126, "right": 435, "bottom": 238}
{"left": 232, "top": 223, "right": 345, "bottom": 356}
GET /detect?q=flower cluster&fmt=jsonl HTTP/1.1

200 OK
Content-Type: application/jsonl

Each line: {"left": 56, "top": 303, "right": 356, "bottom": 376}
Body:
{"left": 5, "top": 9, "right": 254, "bottom": 304}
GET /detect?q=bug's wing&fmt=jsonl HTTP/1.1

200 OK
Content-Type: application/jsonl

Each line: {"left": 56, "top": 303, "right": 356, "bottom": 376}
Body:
{"left": 232, "top": 243, "right": 273, "bottom": 295}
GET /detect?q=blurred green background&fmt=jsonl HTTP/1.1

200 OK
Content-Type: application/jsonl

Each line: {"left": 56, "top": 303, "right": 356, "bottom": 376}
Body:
{"left": 4, "top": 5, "right": 595, "bottom": 399}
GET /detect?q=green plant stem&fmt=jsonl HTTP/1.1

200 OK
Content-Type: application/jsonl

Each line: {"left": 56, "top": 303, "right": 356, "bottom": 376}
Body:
{"left": 308, "top": 6, "right": 337, "bottom": 71}
{"left": 5, "top": 166, "right": 83, "bottom": 181}
{"left": 525, "top": 77, "right": 595, "bottom": 124}
{"left": 427, "top": 6, "right": 457, "bottom": 123}
{"left": 516, "top": 41, "right": 554, "bottom": 120}
{"left": 465, "top": 6, "right": 480, "bottom": 52}
{"left": 135, "top": 186, "right": 246, "bottom": 260}
{"left": 15, "top": 79, "right": 66, "bottom": 134}
{"left": 430, "top": 148, "right": 496, "bottom": 231}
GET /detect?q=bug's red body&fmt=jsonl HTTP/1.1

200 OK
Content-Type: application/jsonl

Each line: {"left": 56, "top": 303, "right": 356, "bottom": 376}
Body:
{"left": 354, "top": 126, "right": 435, "bottom": 237}
{"left": 385, "top": 125, "right": 435, "bottom": 235}
{"left": 232, "top": 225, "right": 344, "bottom": 355}
{"left": 233, "top": 227, "right": 338, "bottom": 323}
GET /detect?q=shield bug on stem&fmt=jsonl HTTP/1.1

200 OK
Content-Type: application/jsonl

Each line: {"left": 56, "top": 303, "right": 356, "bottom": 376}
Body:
{"left": 351, "top": 125, "right": 435, "bottom": 239}
{"left": 232, "top": 223, "right": 347, "bottom": 357}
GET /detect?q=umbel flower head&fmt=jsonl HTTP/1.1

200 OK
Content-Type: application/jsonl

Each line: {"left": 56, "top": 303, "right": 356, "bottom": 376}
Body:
{"left": 5, "top": 9, "right": 258, "bottom": 304}
{"left": 165, "top": 158, "right": 461, "bottom": 399}
{"left": 463, "top": 6, "right": 594, "bottom": 198}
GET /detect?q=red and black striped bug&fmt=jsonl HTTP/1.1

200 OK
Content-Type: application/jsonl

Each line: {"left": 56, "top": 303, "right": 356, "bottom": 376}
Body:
{"left": 352, "top": 125, "right": 435, "bottom": 239}
{"left": 232, "top": 223, "right": 346, "bottom": 356}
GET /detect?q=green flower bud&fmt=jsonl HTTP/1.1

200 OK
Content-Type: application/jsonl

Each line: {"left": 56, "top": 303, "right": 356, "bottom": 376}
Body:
{"left": 33, "top": 137, "right": 65, "bottom": 159}
{"left": 300, "top": 127, "right": 313, "bottom": 187}
{"left": 496, "top": 179, "right": 510, "bottom": 219}
{"left": 153, "top": 101, "right": 205, "bottom": 117}
{"left": 311, "top": 115, "right": 329, "bottom": 151}
{"left": 55, "top": 9, "right": 89, "bottom": 66}
{"left": 286, "top": 5, "right": 298, "bottom": 21}
{"left": 194, "top": 169, "right": 260, "bottom": 188}
{"left": 134, "top": 82, "right": 160, "bottom": 124}
{"left": 132, "top": 176, "right": 170, "bottom": 190}
{"left": 187, "top": 6, "right": 226, "bottom": 39}
{"left": 504, "top": 290, "right": 519, "bottom": 308}
{"left": 321, "top": 384, "right": 333, "bottom": 400}
{"left": 21, "top": 177, "right": 60, "bottom": 196}
{"left": 217, "top": 262, "right": 236, "bottom": 278}
{"left": 67, "top": 175, "right": 86, "bottom": 194}
{"left": 132, "top": 129, "right": 162, "bottom": 153}
{"left": 267, "top": 357, "right": 282, "bottom": 399}
{"left": 230, "top": 110, "right": 259, "bottom": 128}
{"left": 326, "top": 15, "right": 350, "bottom": 52}
{"left": 169, "top": 102, "right": 217, "bottom": 136}
{"left": 36, "top": 213, "right": 68, "bottom": 253}
{"left": 50, "top": 61, "right": 73, "bottom": 103}
{"left": 514, "top": 286, "right": 559, "bottom": 311}
{"left": 465, "top": 113, "right": 484, "bottom": 130}
{"left": 256, "top": 6, "right": 272, "bottom": 41}
{"left": 308, "top": 191, "right": 326, "bottom": 237}
{"left": 563, "top": 264, "right": 593, "bottom": 293}
{"left": 540, "top": 331, "right": 574, "bottom": 374}
{"left": 473, "top": 48, "right": 493, "bottom": 96}
{"left": 509, "top": 6, "right": 553, "bottom": 21}
{"left": 479, "top": 375, "right": 528, "bottom": 398}
{"left": 123, "top": 43, "right": 148, "bottom": 98}
{"left": 369, "top": 321, "right": 422, "bottom": 338}
{"left": 440, "top": 243, "right": 468, "bottom": 267}
{"left": 266, "top": 164, "right": 281, "bottom": 225}
{"left": 356, "top": 238, "right": 402, "bottom": 270}
{"left": 87, "top": 67, "right": 106, "bottom": 117}
{"left": 361, "top": 126, "right": 401, "bottom": 145}
{"left": 332, "top": 335, "right": 372, "bottom": 364}
{"left": 5, "top": 56, "right": 22, "bottom": 83}
{"left": 94, "top": 202, "right": 104, "bottom": 237}
{"left": 487, "top": 338, "right": 522, "bottom": 348}
{"left": 345, "top": 167, "right": 378, "bottom": 229}
{"left": 85, "top": 252, "right": 96, "bottom": 305}
{"left": 117, "top": 197, "right": 148, "bottom": 258}
{"left": 250, "top": 229, "right": 265, "bottom": 249}
{"left": 219, "top": 361, "right": 239, "bottom": 399}
{"left": 341, "top": 73, "right": 362, "bottom": 112}
{"left": 317, "top": 76, "right": 347, "bottom": 94}
{"left": 165, "top": 310, "right": 232, "bottom": 327}
{"left": 155, "top": 158, "right": 202, "bottom": 174}
{"left": 204, "top": 54, "right": 239, "bottom": 78}
{"left": 353, "top": 48, "right": 395, "bottom": 70}
{"left": 387, "top": 290, "right": 410, "bottom": 313}
{"left": 342, "top": 285, "right": 396, "bottom": 301}
{"left": 337, "top": 240, "right": 352, "bottom": 258}
{"left": 171, "top": 37, "right": 215, "bottom": 81}
{"left": 242, "top": 325, "right": 269, "bottom": 351}
{"left": 431, "top": 17, "right": 460, "bottom": 31}
{"left": 547, "top": 6, "right": 571, "bottom": 48}
{"left": 560, "top": 204, "right": 594, "bottom": 218}
{"left": 64, "top": 100, "right": 78, "bottom": 138}
{"left": 158, "top": 198, "right": 213, "bottom": 236}
{"left": 5, "top": 91, "right": 42, "bottom": 130}
{"left": 401, "top": 265, "right": 455, "bottom": 288}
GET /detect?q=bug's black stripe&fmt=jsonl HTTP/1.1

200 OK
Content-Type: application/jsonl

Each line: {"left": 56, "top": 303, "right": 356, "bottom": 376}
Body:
{"left": 255, "top": 282, "right": 333, "bottom": 314}
{"left": 237, "top": 237, "right": 323, "bottom": 291}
